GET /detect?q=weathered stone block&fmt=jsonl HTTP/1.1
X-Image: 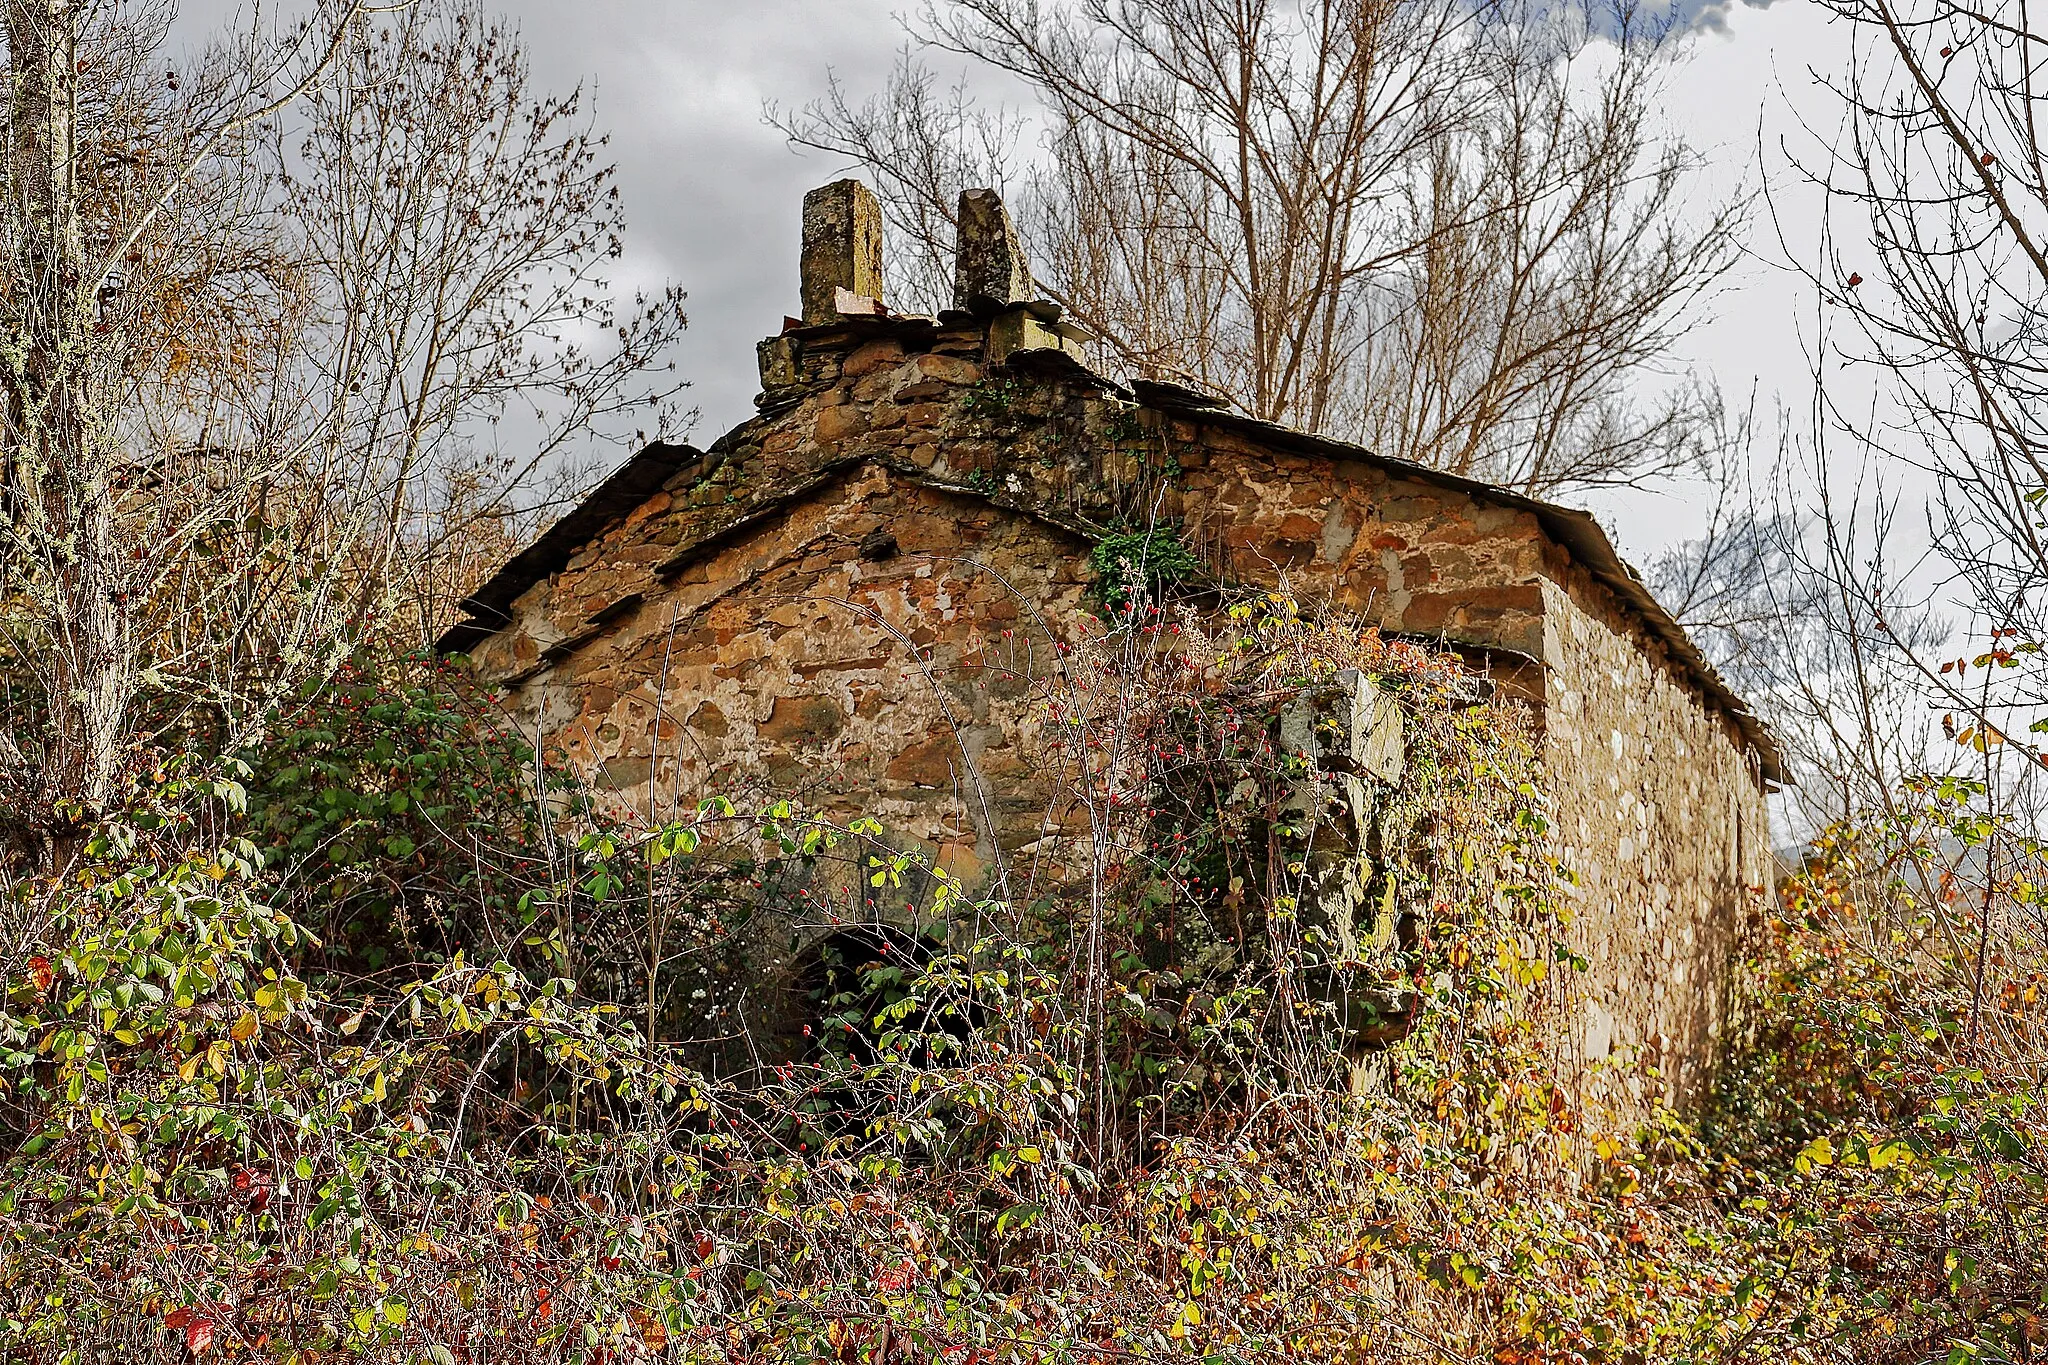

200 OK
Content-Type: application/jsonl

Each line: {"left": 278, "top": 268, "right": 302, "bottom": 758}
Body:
{"left": 917, "top": 353, "right": 982, "bottom": 385}
{"left": 757, "top": 335, "right": 801, "bottom": 390}
{"left": 987, "top": 309, "right": 1086, "bottom": 365}
{"left": 814, "top": 404, "right": 866, "bottom": 445}
{"left": 954, "top": 188, "right": 1030, "bottom": 311}
{"left": 801, "top": 179, "right": 884, "bottom": 324}
{"left": 601, "top": 756, "right": 653, "bottom": 789}
{"left": 759, "top": 695, "right": 847, "bottom": 745}
{"left": 841, "top": 340, "right": 906, "bottom": 377}
{"left": 887, "top": 733, "right": 960, "bottom": 787}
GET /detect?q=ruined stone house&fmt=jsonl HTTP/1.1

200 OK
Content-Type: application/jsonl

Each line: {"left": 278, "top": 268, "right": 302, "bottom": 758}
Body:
{"left": 439, "top": 181, "right": 1781, "bottom": 1095}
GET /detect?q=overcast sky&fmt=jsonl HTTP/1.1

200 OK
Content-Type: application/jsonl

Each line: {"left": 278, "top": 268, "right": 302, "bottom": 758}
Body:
{"left": 181, "top": 0, "right": 1858, "bottom": 567}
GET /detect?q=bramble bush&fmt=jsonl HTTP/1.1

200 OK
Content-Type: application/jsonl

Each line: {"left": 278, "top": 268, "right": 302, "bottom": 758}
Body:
{"left": 1705, "top": 777, "right": 2048, "bottom": 1364}
{"left": 1, "top": 595, "right": 2041, "bottom": 1362}
{"left": 0, "top": 764, "right": 688, "bottom": 1362}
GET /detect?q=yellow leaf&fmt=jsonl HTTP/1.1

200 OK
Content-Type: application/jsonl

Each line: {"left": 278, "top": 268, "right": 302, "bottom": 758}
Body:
{"left": 230, "top": 1011, "right": 259, "bottom": 1043}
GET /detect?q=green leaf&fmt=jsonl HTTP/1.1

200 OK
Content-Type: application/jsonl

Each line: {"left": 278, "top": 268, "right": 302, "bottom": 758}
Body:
{"left": 996, "top": 1202, "right": 1042, "bottom": 1236}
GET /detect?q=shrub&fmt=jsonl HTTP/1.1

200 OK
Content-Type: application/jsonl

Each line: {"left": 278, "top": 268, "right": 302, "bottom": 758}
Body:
{"left": 1704, "top": 777, "right": 2048, "bottom": 1363}
{"left": 0, "top": 767, "right": 690, "bottom": 1362}
{"left": 1088, "top": 526, "right": 1203, "bottom": 611}
{"left": 241, "top": 651, "right": 545, "bottom": 975}
{"left": 10, "top": 598, "right": 2037, "bottom": 1362}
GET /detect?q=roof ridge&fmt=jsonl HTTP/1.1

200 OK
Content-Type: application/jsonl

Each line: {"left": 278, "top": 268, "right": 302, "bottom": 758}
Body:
{"left": 437, "top": 322, "right": 1782, "bottom": 784}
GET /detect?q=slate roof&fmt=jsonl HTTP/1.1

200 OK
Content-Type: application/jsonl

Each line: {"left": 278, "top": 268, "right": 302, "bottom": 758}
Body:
{"left": 439, "top": 439, "right": 704, "bottom": 656}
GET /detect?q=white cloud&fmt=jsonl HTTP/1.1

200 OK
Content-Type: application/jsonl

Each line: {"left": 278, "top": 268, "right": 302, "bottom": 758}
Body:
{"left": 1584, "top": 0, "right": 1865, "bottom": 563}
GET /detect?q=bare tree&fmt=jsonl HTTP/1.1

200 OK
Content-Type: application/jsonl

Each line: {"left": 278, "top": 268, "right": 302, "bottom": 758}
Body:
{"left": 1690, "top": 0, "right": 2046, "bottom": 842}
{"left": 280, "top": 2, "right": 690, "bottom": 638}
{"left": 1646, "top": 447, "right": 1949, "bottom": 832}
{"left": 1727, "top": 0, "right": 2048, "bottom": 1129}
{"left": 775, "top": 0, "right": 1744, "bottom": 497}
{"left": 1, "top": 0, "right": 339, "bottom": 836}
{"left": 1674, "top": 12, "right": 2048, "bottom": 1342}
{"left": 1790, "top": 0, "right": 2046, "bottom": 722}
{"left": 0, "top": 0, "right": 688, "bottom": 845}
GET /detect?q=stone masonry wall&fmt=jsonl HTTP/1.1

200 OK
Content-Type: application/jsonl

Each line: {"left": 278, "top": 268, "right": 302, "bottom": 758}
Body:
{"left": 1535, "top": 566, "right": 1773, "bottom": 1105}
{"left": 460, "top": 309, "right": 1771, "bottom": 1096}
{"left": 469, "top": 466, "right": 1095, "bottom": 881}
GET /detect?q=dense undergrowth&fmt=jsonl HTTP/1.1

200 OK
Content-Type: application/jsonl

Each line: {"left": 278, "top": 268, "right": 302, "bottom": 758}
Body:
{"left": 0, "top": 598, "right": 2041, "bottom": 1363}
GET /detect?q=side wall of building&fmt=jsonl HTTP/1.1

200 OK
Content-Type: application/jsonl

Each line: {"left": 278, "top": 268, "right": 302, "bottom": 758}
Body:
{"left": 1536, "top": 569, "right": 1773, "bottom": 1105}
{"left": 1165, "top": 413, "right": 1775, "bottom": 1100}
{"left": 1176, "top": 428, "right": 1551, "bottom": 646}
{"left": 1158, "top": 420, "right": 1555, "bottom": 701}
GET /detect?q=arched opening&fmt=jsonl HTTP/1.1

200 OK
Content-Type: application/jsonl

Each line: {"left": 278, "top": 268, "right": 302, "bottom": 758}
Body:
{"left": 791, "top": 924, "right": 935, "bottom": 1066}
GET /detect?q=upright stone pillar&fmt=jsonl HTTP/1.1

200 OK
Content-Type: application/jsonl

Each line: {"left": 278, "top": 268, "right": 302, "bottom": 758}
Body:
{"left": 800, "top": 179, "right": 884, "bottom": 324}
{"left": 1277, "top": 669, "right": 1414, "bottom": 1054}
{"left": 953, "top": 187, "right": 1030, "bottom": 312}
{"left": 1278, "top": 668, "right": 1404, "bottom": 961}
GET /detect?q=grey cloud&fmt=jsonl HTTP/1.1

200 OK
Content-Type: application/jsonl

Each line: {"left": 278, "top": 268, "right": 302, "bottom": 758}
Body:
{"left": 516, "top": 2, "right": 909, "bottom": 439}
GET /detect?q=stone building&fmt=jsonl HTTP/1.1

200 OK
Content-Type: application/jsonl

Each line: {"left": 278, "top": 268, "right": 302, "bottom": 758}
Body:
{"left": 440, "top": 181, "right": 1780, "bottom": 1096}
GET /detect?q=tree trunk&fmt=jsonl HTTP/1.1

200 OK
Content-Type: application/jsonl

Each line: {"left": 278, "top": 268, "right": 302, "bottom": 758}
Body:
{"left": 5, "top": 0, "right": 133, "bottom": 833}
